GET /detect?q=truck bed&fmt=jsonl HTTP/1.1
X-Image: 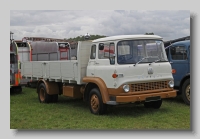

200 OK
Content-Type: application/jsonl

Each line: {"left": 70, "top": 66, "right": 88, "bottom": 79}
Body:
{"left": 21, "top": 41, "right": 92, "bottom": 84}
{"left": 21, "top": 60, "right": 79, "bottom": 83}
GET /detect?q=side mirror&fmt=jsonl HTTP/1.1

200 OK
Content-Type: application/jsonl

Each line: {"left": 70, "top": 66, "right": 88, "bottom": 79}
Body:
{"left": 99, "top": 43, "right": 104, "bottom": 50}
{"left": 110, "top": 53, "right": 116, "bottom": 58}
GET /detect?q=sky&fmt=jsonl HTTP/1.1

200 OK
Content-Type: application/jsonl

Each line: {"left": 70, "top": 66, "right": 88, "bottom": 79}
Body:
{"left": 10, "top": 10, "right": 190, "bottom": 42}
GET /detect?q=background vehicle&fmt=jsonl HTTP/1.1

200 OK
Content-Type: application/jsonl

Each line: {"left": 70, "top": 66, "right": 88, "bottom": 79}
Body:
{"left": 21, "top": 35, "right": 177, "bottom": 115}
{"left": 165, "top": 40, "right": 190, "bottom": 105}
{"left": 10, "top": 32, "right": 32, "bottom": 92}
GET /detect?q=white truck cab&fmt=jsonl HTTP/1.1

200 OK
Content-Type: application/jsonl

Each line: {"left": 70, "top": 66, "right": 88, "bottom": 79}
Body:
{"left": 83, "top": 35, "right": 176, "bottom": 113}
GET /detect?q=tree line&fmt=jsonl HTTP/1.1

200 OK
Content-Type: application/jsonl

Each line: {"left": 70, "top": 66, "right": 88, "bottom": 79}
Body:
{"left": 65, "top": 34, "right": 107, "bottom": 42}
{"left": 65, "top": 33, "right": 154, "bottom": 42}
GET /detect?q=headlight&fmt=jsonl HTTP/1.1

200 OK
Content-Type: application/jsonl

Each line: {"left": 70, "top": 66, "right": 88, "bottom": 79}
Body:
{"left": 168, "top": 80, "right": 174, "bottom": 88}
{"left": 123, "top": 84, "right": 130, "bottom": 92}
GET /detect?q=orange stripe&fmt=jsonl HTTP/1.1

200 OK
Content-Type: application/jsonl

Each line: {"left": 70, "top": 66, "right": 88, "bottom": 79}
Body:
{"left": 30, "top": 49, "right": 32, "bottom": 61}
{"left": 15, "top": 73, "right": 19, "bottom": 86}
{"left": 19, "top": 72, "right": 22, "bottom": 79}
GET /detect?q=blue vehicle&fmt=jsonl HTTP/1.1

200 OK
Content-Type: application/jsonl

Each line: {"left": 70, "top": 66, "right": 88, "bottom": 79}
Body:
{"left": 165, "top": 40, "right": 190, "bottom": 105}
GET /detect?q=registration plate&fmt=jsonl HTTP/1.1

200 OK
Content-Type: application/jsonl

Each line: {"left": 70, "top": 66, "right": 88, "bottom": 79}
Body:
{"left": 145, "top": 96, "right": 161, "bottom": 102}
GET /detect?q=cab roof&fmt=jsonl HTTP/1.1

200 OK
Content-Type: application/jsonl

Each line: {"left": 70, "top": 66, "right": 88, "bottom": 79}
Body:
{"left": 172, "top": 40, "right": 190, "bottom": 46}
{"left": 165, "top": 40, "right": 190, "bottom": 49}
{"left": 92, "top": 35, "right": 163, "bottom": 43}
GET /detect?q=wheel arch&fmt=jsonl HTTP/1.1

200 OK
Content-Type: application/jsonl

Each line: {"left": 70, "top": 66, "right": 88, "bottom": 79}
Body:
{"left": 82, "top": 77, "right": 109, "bottom": 103}
{"left": 83, "top": 82, "right": 98, "bottom": 102}
{"left": 37, "top": 79, "right": 46, "bottom": 94}
{"left": 179, "top": 73, "right": 190, "bottom": 93}
{"left": 36, "top": 79, "right": 59, "bottom": 95}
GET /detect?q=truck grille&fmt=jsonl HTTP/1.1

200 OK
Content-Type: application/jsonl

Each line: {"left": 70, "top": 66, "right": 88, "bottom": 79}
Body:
{"left": 130, "top": 81, "right": 168, "bottom": 92}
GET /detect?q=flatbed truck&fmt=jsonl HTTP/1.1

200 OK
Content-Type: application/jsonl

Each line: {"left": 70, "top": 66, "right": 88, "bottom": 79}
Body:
{"left": 21, "top": 34, "right": 177, "bottom": 115}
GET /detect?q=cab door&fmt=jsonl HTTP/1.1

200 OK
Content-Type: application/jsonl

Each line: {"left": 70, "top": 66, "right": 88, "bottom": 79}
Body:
{"left": 87, "top": 44, "right": 96, "bottom": 77}
{"left": 94, "top": 43, "right": 116, "bottom": 88}
{"left": 169, "top": 44, "right": 189, "bottom": 87}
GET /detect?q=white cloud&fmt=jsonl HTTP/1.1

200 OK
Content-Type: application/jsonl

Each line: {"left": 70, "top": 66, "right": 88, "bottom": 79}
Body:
{"left": 10, "top": 10, "right": 190, "bottom": 41}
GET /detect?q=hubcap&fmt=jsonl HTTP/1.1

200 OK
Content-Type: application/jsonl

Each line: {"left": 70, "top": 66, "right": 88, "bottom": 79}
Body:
{"left": 185, "top": 85, "right": 190, "bottom": 101}
{"left": 40, "top": 88, "right": 45, "bottom": 101}
{"left": 91, "top": 94, "right": 99, "bottom": 112}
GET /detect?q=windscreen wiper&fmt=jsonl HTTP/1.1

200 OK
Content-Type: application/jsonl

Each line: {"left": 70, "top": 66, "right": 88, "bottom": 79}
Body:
{"left": 133, "top": 56, "right": 151, "bottom": 66}
{"left": 149, "top": 58, "right": 167, "bottom": 65}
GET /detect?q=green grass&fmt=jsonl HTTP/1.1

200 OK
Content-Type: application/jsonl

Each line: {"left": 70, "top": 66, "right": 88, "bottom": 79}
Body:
{"left": 10, "top": 87, "right": 190, "bottom": 130}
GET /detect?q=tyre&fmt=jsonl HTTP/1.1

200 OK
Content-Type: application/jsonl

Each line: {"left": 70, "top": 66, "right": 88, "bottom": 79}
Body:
{"left": 144, "top": 99, "right": 162, "bottom": 109}
{"left": 17, "top": 86, "right": 22, "bottom": 93}
{"left": 11, "top": 86, "right": 22, "bottom": 93}
{"left": 151, "top": 99, "right": 162, "bottom": 109}
{"left": 52, "top": 94, "right": 58, "bottom": 103}
{"left": 144, "top": 101, "right": 152, "bottom": 108}
{"left": 181, "top": 79, "right": 190, "bottom": 105}
{"left": 89, "top": 88, "right": 107, "bottom": 115}
{"left": 38, "top": 83, "right": 52, "bottom": 103}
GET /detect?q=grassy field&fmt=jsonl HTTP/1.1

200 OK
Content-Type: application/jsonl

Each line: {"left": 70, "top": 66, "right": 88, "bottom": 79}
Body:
{"left": 10, "top": 87, "right": 190, "bottom": 130}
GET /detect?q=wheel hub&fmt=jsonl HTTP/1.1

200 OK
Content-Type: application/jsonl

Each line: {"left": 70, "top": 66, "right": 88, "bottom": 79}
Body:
{"left": 185, "top": 85, "right": 190, "bottom": 101}
{"left": 91, "top": 94, "right": 99, "bottom": 112}
{"left": 40, "top": 88, "right": 45, "bottom": 101}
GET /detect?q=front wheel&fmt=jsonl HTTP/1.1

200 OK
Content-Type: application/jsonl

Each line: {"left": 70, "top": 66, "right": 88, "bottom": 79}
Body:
{"left": 181, "top": 79, "right": 190, "bottom": 105}
{"left": 144, "top": 99, "right": 162, "bottom": 109}
{"left": 89, "top": 88, "right": 107, "bottom": 115}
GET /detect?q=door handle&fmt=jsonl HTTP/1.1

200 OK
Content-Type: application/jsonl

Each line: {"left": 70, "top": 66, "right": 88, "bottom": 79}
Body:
{"left": 170, "top": 61, "right": 173, "bottom": 64}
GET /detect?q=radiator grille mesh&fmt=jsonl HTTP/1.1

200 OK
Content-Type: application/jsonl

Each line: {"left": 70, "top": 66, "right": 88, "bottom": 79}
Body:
{"left": 130, "top": 81, "right": 168, "bottom": 92}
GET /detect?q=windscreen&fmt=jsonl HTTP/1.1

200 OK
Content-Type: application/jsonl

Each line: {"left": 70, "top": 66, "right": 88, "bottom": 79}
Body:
{"left": 117, "top": 40, "right": 168, "bottom": 64}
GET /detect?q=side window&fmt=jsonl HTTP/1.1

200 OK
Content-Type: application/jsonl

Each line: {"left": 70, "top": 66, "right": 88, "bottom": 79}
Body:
{"left": 90, "top": 45, "right": 96, "bottom": 59}
{"left": 98, "top": 43, "right": 109, "bottom": 59}
{"left": 170, "top": 46, "right": 187, "bottom": 60}
{"left": 98, "top": 43, "right": 115, "bottom": 64}
{"left": 109, "top": 43, "right": 115, "bottom": 65}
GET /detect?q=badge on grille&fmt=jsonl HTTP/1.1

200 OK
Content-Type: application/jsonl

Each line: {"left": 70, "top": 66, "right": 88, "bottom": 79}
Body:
{"left": 147, "top": 67, "right": 154, "bottom": 74}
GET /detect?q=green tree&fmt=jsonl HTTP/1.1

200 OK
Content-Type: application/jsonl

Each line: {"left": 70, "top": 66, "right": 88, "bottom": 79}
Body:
{"left": 145, "top": 32, "right": 154, "bottom": 35}
{"left": 66, "top": 34, "right": 106, "bottom": 42}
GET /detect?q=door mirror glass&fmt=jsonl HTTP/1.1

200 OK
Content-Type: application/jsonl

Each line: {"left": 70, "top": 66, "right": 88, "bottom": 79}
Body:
{"left": 99, "top": 43, "right": 104, "bottom": 50}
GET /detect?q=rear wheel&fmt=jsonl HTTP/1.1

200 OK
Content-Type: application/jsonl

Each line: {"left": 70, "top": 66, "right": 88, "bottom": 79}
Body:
{"left": 38, "top": 83, "right": 51, "bottom": 103}
{"left": 181, "top": 79, "right": 190, "bottom": 105}
{"left": 52, "top": 94, "right": 58, "bottom": 103}
{"left": 89, "top": 88, "right": 107, "bottom": 115}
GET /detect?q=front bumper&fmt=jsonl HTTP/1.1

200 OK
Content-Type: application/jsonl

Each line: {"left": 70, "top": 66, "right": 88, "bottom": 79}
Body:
{"left": 116, "top": 90, "right": 177, "bottom": 103}
{"left": 106, "top": 90, "right": 177, "bottom": 105}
